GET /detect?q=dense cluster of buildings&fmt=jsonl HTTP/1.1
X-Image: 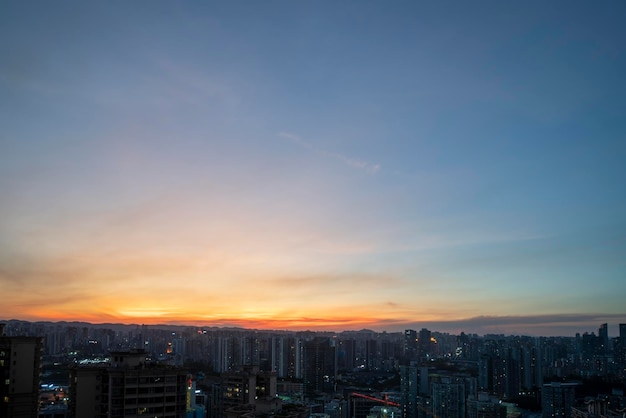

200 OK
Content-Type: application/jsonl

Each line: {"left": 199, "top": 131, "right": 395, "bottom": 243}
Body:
{"left": 1, "top": 320, "right": 625, "bottom": 418}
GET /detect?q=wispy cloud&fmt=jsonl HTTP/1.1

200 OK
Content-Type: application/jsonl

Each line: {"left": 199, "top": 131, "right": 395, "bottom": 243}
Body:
{"left": 279, "top": 132, "right": 381, "bottom": 174}
{"left": 263, "top": 273, "right": 404, "bottom": 293}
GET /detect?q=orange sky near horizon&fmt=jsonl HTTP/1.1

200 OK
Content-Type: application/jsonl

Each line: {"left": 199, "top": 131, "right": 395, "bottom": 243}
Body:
{"left": 1, "top": 1, "right": 625, "bottom": 338}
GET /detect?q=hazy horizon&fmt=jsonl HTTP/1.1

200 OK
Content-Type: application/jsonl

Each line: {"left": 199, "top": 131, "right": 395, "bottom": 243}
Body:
{"left": 3, "top": 314, "right": 624, "bottom": 339}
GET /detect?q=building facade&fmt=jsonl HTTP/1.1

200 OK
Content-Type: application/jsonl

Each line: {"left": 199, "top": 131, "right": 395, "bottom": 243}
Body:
{"left": 69, "top": 349, "right": 189, "bottom": 418}
{"left": 0, "top": 324, "right": 44, "bottom": 418}
{"left": 541, "top": 382, "right": 577, "bottom": 418}
{"left": 303, "top": 337, "right": 336, "bottom": 395}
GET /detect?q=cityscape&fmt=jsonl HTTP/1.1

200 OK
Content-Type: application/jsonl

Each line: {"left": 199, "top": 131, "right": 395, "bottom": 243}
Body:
{"left": 2, "top": 319, "right": 626, "bottom": 418}
{"left": 2, "top": 1, "right": 626, "bottom": 418}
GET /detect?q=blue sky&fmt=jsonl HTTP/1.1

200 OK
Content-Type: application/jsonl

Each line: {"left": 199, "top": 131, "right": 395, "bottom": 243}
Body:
{"left": 1, "top": 1, "right": 625, "bottom": 336}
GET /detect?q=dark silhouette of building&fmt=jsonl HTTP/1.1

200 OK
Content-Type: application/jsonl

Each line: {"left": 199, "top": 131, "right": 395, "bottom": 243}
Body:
{"left": 617, "top": 324, "right": 626, "bottom": 374}
{"left": 431, "top": 377, "right": 466, "bottom": 418}
{"left": 0, "top": 323, "right": 44, "bottom": 418}
{"left": 303, "top": 337, "right": 336, "bottom": 395}
{"left": 598, "top": 324, "right": 609, "bottom": 355}
{"left": 338, "top": 339, "right": 356, "bottom": 371}
{"left": 571, "top": 395, "right": 624, "bottom": 418}
{"left": 581, "top": 333, "right": 599, "bottom": 360}
{"left": 365, "top": 339, "right": 379, "bottom": 370}
{"left": 613, "top": 324, "right": 626, "bottom": 378}
{"left": 400, "top": 365, "right": 419, "bottom": 418}
{"left": 467, "top": 393, "right": 507, "bottom": 418}
{"left": 541, "top": 382, "right": 577, "bottom": 418}
{"left": 418, "top": 329, "right": 432, "bottom": 360}
{"left": 405, "top": 330, "right": 418, "bottom": 361}
{"left": 69, "top": 349, "right": 189, "bottom": 418}
{"left": 269, "top": 335, "right": 296, "bottom": 378}
{"left": 221, "top": 365, "right": 277, "bottom": 412}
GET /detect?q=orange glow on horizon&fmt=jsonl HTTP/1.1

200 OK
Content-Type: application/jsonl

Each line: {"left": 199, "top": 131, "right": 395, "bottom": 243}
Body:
{"left": 8, "top": 303, "right": 626, "bottom": 337}
{"left": 9, "top": 309, "right": 415, "bottom": 332}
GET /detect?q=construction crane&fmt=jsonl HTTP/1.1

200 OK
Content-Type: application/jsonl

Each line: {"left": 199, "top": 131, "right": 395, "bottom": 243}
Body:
{"left": 350, "top": 392, "right": 400, "bottom": 407}
{"left": 350, "top": 392, "right": 439, "bottom": 418}
{"left": 350, "top": 392, "right": 401, "bottom": 418}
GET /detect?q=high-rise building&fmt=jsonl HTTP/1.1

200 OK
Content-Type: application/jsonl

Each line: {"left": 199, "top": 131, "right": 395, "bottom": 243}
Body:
{"left": 478, "top": 355, "right": 492, "bottom": 392}
{"left": 419, "top": 366, "right": 429, "bottom": 396}
{"left": 241, "top": 336, "right": 260, "bottom": 366}
{"left": 69, "top": 349, "right": 189, "bottom": 418}
{"left": 405, "top": 330, "right": 418, "bottom": 360}
{"left": 521, "top": 340, "right": 542, "bottom": 390}
{"left": 490, "top": 352, "right": 519, "bottom": 398}
{"left": 400, "top": 365, "right": 419, "bottom": 418}
{"left": 269, "top": 335, "right": 301, "bottom": 378}
{"left": 303, "top": 337, "right": 336, "bottom": 395}
{"left": 467, "top": 393, "right": 507, "bottom": 418}
{"left": 0, "top": 324, "right": 44, "bottom": 418}
{"left": 221, "top": 365, "right": 278, "bottom": 414}
{"left": 270, "top": 336, "right": 287, "bottom": 377}
{"left": 456, "top": 332, "right": 470, "bottom": 360}
{"left": 618, "top": 324, "right": 626, "bottom": 374}
{"left": 431, "top": 377, "right": 465, "bottom": 418}
{"left": 418, "top": 329, "right": 432, "bottom": 360}
{"left": 338, "top": 339, "right": 356, "bottom": 371}
{"left": 541, "top": 382, "right": 577, "bottom": 418}
{"left": 365, "top": 339, "right": 379, "bottom": 370}
{"left": 598, "top": 324, "right": 609, "bottom": 354}
{"left": 581, "top": 333, "right": 598, "bottom": 360}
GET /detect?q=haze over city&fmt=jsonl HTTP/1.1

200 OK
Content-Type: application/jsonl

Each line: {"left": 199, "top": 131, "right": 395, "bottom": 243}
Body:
{"left": 1, "top": 1, "right": 625, "bottom": 337}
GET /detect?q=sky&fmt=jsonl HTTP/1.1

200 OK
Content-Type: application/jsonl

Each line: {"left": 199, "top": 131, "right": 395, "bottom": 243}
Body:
{"left": 1, "top": 1, "right": 625, "bottom": 337}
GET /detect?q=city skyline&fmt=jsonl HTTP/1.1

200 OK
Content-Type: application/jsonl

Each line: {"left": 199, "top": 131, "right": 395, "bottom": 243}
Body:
{"left": 1, "top": 2, "right": 625, "bottom": 336}
{"left": 1, "top": 317, "right": 625, "bottom": 339}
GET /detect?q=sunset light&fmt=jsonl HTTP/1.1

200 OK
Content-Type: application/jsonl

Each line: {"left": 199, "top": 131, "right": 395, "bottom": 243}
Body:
{"left": 1, "top": 1, "right": 625, "bottom": 337}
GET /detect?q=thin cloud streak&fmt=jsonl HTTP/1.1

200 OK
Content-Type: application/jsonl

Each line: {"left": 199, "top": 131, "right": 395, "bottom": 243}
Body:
{"left": 279, "top": 131, "right": 381, "bottom": 174}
